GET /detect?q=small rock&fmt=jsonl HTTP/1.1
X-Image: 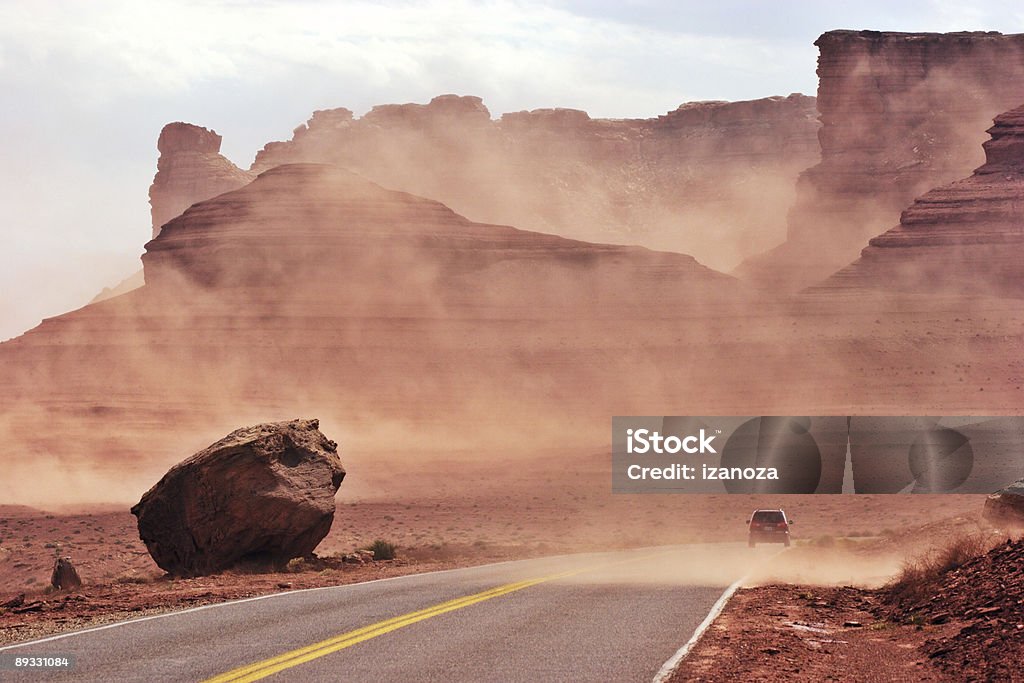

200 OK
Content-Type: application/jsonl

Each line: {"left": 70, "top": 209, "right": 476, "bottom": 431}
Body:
{"left": 1, "top": 593, "right": 25, "bottom": 609}
{"left": 843, "top": 620, "right": 863, "bottom": 628}
{"left": 12, "top": 601, "right": 45, "bottom": 614}
{"left": 50, "top": 557, "right": 82, "bottom": 591}
{"left": 762, "top": 647, "right": 782, "bottom": 655}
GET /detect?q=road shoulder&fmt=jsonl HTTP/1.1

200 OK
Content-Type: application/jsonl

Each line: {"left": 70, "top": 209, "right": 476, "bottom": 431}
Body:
{"left": 666, "top": 584, "right": 954, "bottom": 682}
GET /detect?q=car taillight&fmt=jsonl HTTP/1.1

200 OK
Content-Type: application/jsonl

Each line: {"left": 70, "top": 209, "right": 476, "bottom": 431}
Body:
{"left": 777, "top": 522, "right": 787, "bottom": 529}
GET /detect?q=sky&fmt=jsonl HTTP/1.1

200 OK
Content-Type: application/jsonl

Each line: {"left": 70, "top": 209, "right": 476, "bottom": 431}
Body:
{"left": 2, "top": 0, "right": 1024, "bottom": 341}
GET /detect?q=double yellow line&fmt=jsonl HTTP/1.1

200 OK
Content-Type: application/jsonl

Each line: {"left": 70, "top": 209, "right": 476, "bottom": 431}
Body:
{"left": 204, "top": 567, "right": 584, "bottom": 683}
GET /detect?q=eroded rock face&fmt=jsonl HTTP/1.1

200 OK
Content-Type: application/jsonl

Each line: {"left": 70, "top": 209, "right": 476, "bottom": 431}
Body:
{"left": 247, "top": 93, "right": 819, "bottom": 271}
{"left": 0, "top": 163, "right": 740, "bottom": 419}
{"left": 738, "top": 30, "right": 1024, "bottom": 291}
{"left": 141, "top": 162, "right": 736, "bottom": 313}
{"left": 150, "top": 123, "right": 254, "bottom": 238}
{"left": 0, "top": 162, "right": 743, "bottom": 490}
{"left": 819, "top": 104, "right": 1024, "bottom": 296}
{"left": 983, "top": 479, "right": 1024, "bottom": 527}
{"left": 131, "top": 419, "right": 345, "bottom": 576}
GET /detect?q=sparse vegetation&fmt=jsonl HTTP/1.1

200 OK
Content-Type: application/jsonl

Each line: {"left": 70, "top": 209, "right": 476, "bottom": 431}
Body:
{"left": 905, "top": 613, "right": 926, "bottom": 626}
{"left": 366, "top": 539, "right": 397, "bottom": 560}
{"left": 886, "top": 534, "right": 993, "bottom": 606}
{"left": 115, "top": 573, "right": 152, "bottom": 585}
{"left": 285, "top": 557, "right": 310, "bottom": 573}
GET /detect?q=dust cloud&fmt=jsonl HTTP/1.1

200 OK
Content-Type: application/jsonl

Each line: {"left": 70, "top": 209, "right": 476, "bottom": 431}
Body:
{"left": 246, "top": 96, "right": 819, "bottom": 274}
{"left": 3, "top": 77, "right": 1024, "bottom": 543}
{"left": 741, "top": 43, "right": 1024, "bottom": 291}
{"left": 556, "top": 544, "right": 904, "bottom": 590}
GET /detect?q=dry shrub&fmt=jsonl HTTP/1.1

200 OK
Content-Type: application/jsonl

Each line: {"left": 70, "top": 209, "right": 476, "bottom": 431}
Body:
{"left": 115, "top": 573, "right": 153, "bottom": 585}
{"left": 886, "top": 534, "right": 991, "bottom": 605}
{"left": 366, "top": 539, "right": 397, "bottom": 561}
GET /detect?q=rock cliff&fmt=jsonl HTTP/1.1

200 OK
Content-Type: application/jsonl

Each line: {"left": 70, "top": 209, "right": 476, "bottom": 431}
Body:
{"left": 142, "top": 163, "right": 734, "bottom": 313}
{"left": 0, "top": 165, "right": 741, "bottom": 481}
{"left": 738, "top": 30, "right": 1024, "bottom": 291}
{"left": 0, "top": 161, "right": 763, "bottom": 505}
{"left": 247, "top": 93, "right": 819, "bottom": 271}
{"left": 91, "top": 124, "right": 254, "bottom": 303}
{"left": 817, "top": 104, "right": 1024, "bottom": 295}
{"left": 150, "top": 123, "right": 254, "bottom": 239}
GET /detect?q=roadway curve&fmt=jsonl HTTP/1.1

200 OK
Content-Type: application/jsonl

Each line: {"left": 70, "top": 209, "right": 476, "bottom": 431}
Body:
{"left": 0, "top": 545, "right": 749, "bottom": 682}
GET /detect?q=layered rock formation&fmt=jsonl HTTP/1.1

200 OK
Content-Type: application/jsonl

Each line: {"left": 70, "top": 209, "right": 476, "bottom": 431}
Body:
{"left": 91, "top": 124, "right": 254, "bottom": 304}
{"left": 150, "top": 123, "right": 253, "bottom": 239}
{"left": 247, "top": 93, "right": 819, "bottom": 271}
{"left": 738, "top": 30, "right": 1024, "bottom": 291}
{"left": 7, "top": 148, "right": 1024, "bottom": 505}
{"left": 142, "top": 163, "right": 735, "bottom": 314}
{"left": 100, "top": 93, "right": 814, "bottom": 307}
{"left": 0, "top": 164, "right": 743, "bottom": 493}
{"left": 132, "top": 419, "right": 345, "bottom": 575}
{"left": 820, "top": 104, "right": 1024, "bottom": 295}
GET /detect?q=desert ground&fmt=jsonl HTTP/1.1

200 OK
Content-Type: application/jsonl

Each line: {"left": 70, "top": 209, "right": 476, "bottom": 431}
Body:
{"left": 0, "top": 438, "right": 992, "bottom": 642}
{"left": 4, "top": 289, "right": 1023, "bottom": 645}
{"left": 672, "top": 532, "right": 1024, "bottom": 682}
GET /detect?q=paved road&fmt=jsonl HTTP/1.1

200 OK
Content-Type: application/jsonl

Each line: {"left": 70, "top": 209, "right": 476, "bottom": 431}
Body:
{"left": 0, "top": 545, "right": 746, "bottom": 682}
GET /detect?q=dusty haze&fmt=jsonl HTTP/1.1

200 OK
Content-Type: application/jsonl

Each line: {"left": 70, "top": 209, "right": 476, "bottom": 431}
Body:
{"left": 4, "top": 29, "right": 1024, "bottom": 608}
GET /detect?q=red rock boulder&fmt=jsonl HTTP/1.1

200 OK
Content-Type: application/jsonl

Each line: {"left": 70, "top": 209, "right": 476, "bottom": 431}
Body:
{"left": 131, "top": 419, "right": 345, "bottom": 576}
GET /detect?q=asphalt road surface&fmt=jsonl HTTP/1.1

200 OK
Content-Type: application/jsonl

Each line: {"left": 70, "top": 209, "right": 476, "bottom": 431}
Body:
{"left": 0, "top": 545, "right": 747, "bottom": 682}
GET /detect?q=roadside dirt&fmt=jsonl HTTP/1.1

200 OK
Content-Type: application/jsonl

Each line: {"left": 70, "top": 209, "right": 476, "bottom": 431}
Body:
{"left": 670, "top": 531, "right": 1024, "bottom": 682}
{"left": 670, "top": 584, "right": 954, "bottom": 682}
{"left": 880, "top": 537, "right": 1024, "bottom": 682}
{"left": 0, "top": 488, "right": 986, "bottom": 647}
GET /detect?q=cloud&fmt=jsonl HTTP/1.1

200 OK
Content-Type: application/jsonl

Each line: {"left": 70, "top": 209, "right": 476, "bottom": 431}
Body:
{"left": 924, "top": 0, "right": 1024, "bottom": 31}
{"left": 0, "top": 0, "right": 815, "bottom": 114}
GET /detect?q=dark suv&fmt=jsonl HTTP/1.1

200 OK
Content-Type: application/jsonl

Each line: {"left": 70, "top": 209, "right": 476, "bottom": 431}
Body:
{"left": 747, "top": 509, "right": 793, "bottom": 547}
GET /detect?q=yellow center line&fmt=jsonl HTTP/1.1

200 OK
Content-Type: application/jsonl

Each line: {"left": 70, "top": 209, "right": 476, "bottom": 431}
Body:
{"left": 203, "top": 554, "right": 659, "bottom": 683}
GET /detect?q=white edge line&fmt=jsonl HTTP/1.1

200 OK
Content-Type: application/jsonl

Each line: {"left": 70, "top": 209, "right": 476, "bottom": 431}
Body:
{"left": 0, "top": 544, "right": 685, "bottom": 652}
{"left": 651, "top": 576, "right": 746, "bottom": 683}
{"left": 0, "top": 557, "right": 524, "bottom": 652}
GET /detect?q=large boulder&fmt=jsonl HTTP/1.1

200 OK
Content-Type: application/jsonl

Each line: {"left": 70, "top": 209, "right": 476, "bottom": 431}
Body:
{"left": 983, "top": 479, "right": 1024, "bottom": 528}
{"left": 131, "top": 419, "right": 345, "bottom": 576}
